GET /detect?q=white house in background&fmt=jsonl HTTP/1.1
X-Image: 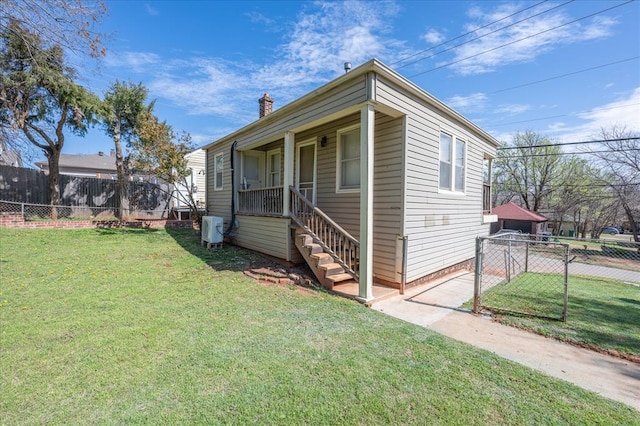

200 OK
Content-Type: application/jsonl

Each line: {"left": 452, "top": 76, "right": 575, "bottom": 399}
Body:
{"left": 203, "top": 59, "right": 499, "bottom": 302}
{"left": 0, "top": 139, "right": 23, "bottom": 167}
{"left": 173, "top": 149, "right": 206, "bottom": 219}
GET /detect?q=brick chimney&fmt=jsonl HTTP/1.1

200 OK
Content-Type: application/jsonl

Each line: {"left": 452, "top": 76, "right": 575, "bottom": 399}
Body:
{"left": 259, "top": 93, "right": 273, "bottom": 118}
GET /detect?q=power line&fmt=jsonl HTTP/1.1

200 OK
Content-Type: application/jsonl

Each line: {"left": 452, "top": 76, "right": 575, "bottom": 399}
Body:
{"left": 408, "top": 1, "right": 634, "bottom": 79}
{"left": 392, "top": 0, "right": 559, "bottom": 69}
{"left": 500, "top": 148, "right": 640, "bottom": 158}
{"left": 497, "top": 137, "right": 640, "bottom": 150}
{"left": 447, "top": 57, "right": 639, "bottom": 107}
{"left": 485, "top": 103, "right": 639, "bottom": 128}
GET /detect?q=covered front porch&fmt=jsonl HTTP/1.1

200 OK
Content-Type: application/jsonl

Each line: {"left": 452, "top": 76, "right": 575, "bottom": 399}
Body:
{"left": 232, "top": 102, "right": 390, "bottom": 302}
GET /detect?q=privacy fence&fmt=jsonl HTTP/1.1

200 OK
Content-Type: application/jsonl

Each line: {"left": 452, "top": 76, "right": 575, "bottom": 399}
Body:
{"left": 0, "top": 165, "right": 173, "bottom": 220}
{"left": 473, "top": 233, "right": 640, "bottom": 321}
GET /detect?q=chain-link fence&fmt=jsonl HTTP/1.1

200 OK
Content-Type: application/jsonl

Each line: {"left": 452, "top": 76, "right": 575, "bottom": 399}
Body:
{"left": 473, "top": 234, "right": 570, "bottom": 321}
{"left": 0, "top": 200, "right": 170, "bottom": 221}
{"left": 474, "top": 233, "right": 640, "bottom": 321}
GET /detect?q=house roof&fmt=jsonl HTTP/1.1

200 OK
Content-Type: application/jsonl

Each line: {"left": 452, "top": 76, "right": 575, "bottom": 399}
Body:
{"left": 0, "top": 149, "right": 22, "bottom": 167}
{"left": 35, "top": 152, "right": 117, "bottom": 172}
{"left": 493, "top": 202, "right": 548, "bottom": 222}
{"left": 202, "top": 58, "right": 501, "bottom": 150}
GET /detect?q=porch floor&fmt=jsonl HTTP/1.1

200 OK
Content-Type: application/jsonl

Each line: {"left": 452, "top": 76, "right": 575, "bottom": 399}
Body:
{"left": 331, "top": 281, "right": 399, "bottom": 303}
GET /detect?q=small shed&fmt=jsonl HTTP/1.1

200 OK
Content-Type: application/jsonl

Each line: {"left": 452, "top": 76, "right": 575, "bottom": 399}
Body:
{"left": 491, "top": 202, "right": 548, "bottom": 235}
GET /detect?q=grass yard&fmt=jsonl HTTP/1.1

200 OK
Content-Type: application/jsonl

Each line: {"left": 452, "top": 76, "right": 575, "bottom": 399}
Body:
{"left": 475, "top": 272, "right": 640, "bottom": 362}
{"left": 1, "top": 228, "right": 639, "bottom": 424}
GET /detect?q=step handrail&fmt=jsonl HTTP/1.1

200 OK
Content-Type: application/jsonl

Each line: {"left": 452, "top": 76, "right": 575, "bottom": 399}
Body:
{"left": 289, "top": 186, "right": 359, "bottom": 280}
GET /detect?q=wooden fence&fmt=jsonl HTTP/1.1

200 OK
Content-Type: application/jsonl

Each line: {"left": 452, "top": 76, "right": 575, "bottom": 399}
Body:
{"left": 0, "top": 165, "right": 173, "bottom": 218}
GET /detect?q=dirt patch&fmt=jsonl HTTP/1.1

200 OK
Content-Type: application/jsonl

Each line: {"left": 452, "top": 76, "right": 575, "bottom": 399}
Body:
{"left": 243, "top": 259, "right": 321, "bottom": 296}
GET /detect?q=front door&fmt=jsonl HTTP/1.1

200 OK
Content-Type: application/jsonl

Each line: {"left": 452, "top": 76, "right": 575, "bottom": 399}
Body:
{"left": 242, "top": 150, "right": 265, "bottom": 189}
{"left": 296, "top": 140, "right": 317, "bottom": 204}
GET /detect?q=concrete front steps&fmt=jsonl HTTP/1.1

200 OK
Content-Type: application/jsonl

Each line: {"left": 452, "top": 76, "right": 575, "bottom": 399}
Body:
{"left": 294, "top": 230, "right": 358, "bottom": 290}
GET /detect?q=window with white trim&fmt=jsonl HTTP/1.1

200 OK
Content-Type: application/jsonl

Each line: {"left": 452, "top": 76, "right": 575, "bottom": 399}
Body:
{"left": 267, "top": 149, "right": 281, "bottom": 187}
{"left": 439, "top": 132, "right": 466, "bottom": 192}
{"left": 336, "top": 125, "right": 360, "bottom": 191}
{"left": 214, "top": 152, "right": 223, "bottom": 191}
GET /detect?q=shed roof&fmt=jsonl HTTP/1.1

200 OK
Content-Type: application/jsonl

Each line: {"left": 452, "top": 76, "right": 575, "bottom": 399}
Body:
{"left": 493, "top": 202, "right": 548, "bottom": 222}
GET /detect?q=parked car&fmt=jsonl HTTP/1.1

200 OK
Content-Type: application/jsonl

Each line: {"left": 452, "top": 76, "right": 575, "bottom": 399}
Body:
{"left": 602, "top": 227, "right": 620, "bottom": 235}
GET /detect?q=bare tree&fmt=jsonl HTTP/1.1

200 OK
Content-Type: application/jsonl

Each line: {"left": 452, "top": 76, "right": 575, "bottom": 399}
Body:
{"left": 589, "top": 126, "right": 640, "bottom": 242}
{"left": 0, "top": 0, "right": 107, "bottom": 61}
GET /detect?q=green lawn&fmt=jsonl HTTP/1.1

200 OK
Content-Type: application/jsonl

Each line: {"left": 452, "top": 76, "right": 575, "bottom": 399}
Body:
{"left": 1, "top": 228, "right": 639, "bottom": 424}
{"left": 474, "top": 272, "right": 640, "bottom": 361}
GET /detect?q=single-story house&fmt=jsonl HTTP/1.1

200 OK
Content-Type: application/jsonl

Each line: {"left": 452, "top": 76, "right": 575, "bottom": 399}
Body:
{"left": 203, "top": 58, "right": 499, "bottom": 302}
{"left": 491, "top": 202, "right": 548, "bottom": 235}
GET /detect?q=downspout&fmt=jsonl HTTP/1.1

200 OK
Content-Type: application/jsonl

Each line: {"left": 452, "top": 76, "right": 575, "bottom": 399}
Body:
{"left": 224, "top": 141, "right": 237, "bottom": 236}
{"left": 400, "top": 235, "right": 408, "bottom": 295}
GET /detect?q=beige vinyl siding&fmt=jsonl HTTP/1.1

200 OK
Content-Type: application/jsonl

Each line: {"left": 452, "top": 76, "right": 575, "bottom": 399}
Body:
{"left": 371, "top": 114, "right": 404, "bottom": 282}
{"left": 233, "top": 215, "right": 290, "bottom": 259}
{"left": 376, "top": 75, "right": 496, "bottom": 282}
{"left": 205, "top": 141, "right": 234, "bottom": 227}
{"left": 235, "top": 78, "right": 368, "bottom": 151}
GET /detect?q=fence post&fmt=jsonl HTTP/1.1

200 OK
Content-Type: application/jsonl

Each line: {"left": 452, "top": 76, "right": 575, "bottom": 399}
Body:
{"left": 562, "top": 244, "right": 569, "bottom": 322}
{"left": 506, "top": 240, "right": 512, "bottom": 283}
{"left": 21, "top": 202, "right": 24, "bottom": 216}
{"left": 473, "top": 237, "right": 483, "bottom": 314}
{"left": 525, "top": 241, "right": 529, "bottom": 272}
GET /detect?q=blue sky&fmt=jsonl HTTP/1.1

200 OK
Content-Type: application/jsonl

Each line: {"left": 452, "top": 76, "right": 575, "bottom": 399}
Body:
{"left": 58, "top": 0, "right": 639, "bottom": 159}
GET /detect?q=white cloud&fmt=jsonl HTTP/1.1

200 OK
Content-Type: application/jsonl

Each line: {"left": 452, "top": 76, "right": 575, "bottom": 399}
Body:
{"left": 422, "top": 29, "right": 445, "bottom": 45}
{"left": 447, "top": 92, "right": 487, "bottom": 110}
{"left": 495, "top": 104, "right": 530, "bottom": 115}
{"left": 105, "top": 1, "right": 412, "bottom": 121}
{"left": 104, "top": 51, "right": 160, "bottom": 72}
{"left": 546, "top": 87, "right": 640, "bottom": 141}
{"left": 444, "top": 3, "right": 618, "bottom": 75}
{"left": 145, "top": 4, "right": 159, "bottom": 16}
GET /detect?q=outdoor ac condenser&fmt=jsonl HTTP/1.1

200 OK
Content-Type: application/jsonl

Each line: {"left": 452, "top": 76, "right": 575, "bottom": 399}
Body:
{"left": 201, "top": 216, "right": 224, "bottom": 244}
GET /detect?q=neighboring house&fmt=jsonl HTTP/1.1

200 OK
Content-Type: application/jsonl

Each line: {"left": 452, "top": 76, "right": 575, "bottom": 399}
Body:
{"left": 35, "top": 151, "right": 117, "bottom": 178}
{"left": 491, "top": 202, "right": 548, "bottom": 235}
{"left": 173, "top": 148, "right": 206, "bottom": 219}
{"left": 539, "top": 210, "right": 579, "bottom": 237}
{"left": 0, "top": 140, "right": 23, "bottom": 167}
{"left": 204, "top": 59, "right": 499, "bottom": 302}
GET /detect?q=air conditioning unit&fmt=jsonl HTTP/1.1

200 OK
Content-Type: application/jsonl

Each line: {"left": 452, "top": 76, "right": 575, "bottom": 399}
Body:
{"left": 201, "top": 216, "right": 224, "bottom": 245}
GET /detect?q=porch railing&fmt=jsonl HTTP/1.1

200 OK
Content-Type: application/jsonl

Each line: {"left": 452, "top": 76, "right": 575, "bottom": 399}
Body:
{"left": 289, "top": 186, "right": 360, "bottom": 280}
{"left": 238, "top": 186, "right": 283, "bottom": 216}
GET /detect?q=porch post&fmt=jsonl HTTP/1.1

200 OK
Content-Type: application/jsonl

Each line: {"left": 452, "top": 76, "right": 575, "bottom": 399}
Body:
{"left": 283, "top": 131, "right": 295, "bottom": 216}
{"left": 357, "top": 103, "right": 375, "bottom": 302}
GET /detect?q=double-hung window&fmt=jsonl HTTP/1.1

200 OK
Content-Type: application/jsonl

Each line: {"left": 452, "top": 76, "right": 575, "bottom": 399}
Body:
{"left": 336, "top": 125, "right": 360, "bottom": 192}
{"left": 214, "top": 152, "right": 223, "bottom": 191}
{"left": 439, "top": 132, "right": 466, "bottom": 193}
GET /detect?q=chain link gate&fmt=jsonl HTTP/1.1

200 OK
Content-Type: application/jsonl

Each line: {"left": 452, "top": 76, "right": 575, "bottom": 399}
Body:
{"left": 473, "top": 234, "right": 570, "bottom": 321}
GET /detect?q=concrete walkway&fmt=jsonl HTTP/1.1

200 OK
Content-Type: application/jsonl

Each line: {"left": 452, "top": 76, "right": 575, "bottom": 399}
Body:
{"left": 372, "top": 272, "right": 640, "bottom": 411}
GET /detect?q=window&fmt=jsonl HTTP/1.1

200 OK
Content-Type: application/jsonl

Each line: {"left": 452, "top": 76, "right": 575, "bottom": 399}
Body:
{"left": 214, "top": 152, "right": 223, "bottom": 191}
{"left": 483, "top": 156, "right": 492, "bottom": 212}
{"left": 337, "top": 125, "right": 360, "bottom": 191}
{"left": 267, "top": 149, "right": 281, "bottom": 187}
{"left": 439, "top": 132, "right": 465, "bottom": 192}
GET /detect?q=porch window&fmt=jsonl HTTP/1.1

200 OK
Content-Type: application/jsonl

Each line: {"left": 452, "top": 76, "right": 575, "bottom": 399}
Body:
{"left": 439, "top": 132, "right": 465, "bottom": 193}
{"left": 214, "top": 152, "right": 223, "bottom": 191}
{"left": 267, "top": 149, "right": 281, "bottom": 187}
{"left": 337, "top": 125, "right": 360, "bottom": 192}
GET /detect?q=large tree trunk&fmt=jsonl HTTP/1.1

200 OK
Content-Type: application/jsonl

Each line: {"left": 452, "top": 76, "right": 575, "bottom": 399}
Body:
{"left": 113, "top": 122, "right": 127, "bottom": 220}
{"left": 46, "top": 147, "right": 61, "bottom": 219}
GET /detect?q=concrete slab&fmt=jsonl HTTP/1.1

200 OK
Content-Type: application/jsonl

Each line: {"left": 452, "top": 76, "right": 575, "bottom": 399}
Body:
{"left": 372, "top": 272, "right": 640, "bottom": 411}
